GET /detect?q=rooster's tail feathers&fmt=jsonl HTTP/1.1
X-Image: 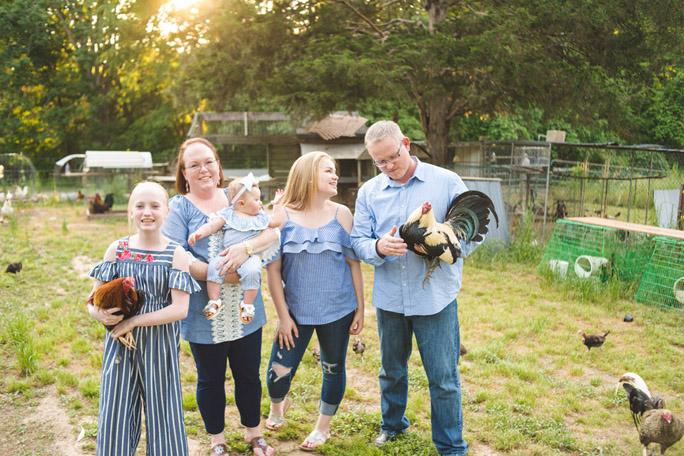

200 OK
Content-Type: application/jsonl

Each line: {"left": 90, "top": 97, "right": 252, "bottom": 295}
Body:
{"left": 446, "top": 190, "right": 499, "bottom": 243}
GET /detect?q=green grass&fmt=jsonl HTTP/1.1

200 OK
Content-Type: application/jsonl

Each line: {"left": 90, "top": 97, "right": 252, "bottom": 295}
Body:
{"left": 2, "top": 202, "right": 684, "bottom": 455}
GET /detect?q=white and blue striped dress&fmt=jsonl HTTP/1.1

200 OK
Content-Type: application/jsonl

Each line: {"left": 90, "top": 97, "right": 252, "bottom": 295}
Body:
{"left": 89, "top": 237, "right": 201, "bottom": 456}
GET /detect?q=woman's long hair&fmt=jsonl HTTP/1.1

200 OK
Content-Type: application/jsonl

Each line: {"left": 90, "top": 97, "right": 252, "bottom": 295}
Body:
{"left": 174, "top": 137, "right": 225, "bottom": 195}
{"left": 281, "top": 152, "right": 335, "bottom": 211}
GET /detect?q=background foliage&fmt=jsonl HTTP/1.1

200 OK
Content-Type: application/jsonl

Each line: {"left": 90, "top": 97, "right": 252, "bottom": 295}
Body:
{"left": 2, "top": 0, "right": 684, "bottom": 169}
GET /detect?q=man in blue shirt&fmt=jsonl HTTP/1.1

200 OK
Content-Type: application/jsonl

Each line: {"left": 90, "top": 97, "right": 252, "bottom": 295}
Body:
{"left": 351, "top": 120, "right": 479, "bottom": 456}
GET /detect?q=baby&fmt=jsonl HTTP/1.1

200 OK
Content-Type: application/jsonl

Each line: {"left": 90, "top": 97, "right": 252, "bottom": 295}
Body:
{"left": 189, "top": 173, "right": 284, "bottom": 322}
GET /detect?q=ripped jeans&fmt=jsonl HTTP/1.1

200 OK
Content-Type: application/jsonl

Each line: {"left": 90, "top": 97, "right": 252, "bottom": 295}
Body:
{"left": 266, "top": 311, "right": 355, "bottom": 416}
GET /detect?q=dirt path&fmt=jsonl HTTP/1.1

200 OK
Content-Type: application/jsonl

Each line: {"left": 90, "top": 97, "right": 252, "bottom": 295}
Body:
{"left": 20, "top": 387, "right": 90, "bottom": 456}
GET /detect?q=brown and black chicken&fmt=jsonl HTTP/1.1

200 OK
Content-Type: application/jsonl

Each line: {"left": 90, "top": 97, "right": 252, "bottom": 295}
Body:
{"left": 577, "top": 330, "right": 609, "bottom": 351}
{"left": 616, "top": 372, "right": 683, "bottom": 455}
{"left": 88, "top": 277, "right": 144, "bottom": 349}
{"left": 399, "top": 190, "right": 498, "bottom": 285}
{"left": 89, "top": 193, "right": 114, "bottom": 214}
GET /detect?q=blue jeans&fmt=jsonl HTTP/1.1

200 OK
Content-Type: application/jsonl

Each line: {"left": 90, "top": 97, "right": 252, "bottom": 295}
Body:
{"left": 376, "top": 299, "right": 468, "bottom": 456}
{"left": 267, "top": 311, "right": 354, "bottom": 416}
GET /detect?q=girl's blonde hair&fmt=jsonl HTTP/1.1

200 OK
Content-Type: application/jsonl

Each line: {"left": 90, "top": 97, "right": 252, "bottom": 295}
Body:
{"left": 127, "top": 181, "right": 170, "bottom": 232}
{"left": 281, "top": 151, "right": 335, "bottom": 211}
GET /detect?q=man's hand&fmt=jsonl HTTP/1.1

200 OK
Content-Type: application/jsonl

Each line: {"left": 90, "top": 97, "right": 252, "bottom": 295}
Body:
{"left": 376, "top": 225, "right": 407, "bottom": 257}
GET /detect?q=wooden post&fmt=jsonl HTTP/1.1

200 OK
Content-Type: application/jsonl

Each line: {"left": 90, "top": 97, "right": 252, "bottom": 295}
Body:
{"left": 678, "top": 184, "right": 684, "bottom": 230}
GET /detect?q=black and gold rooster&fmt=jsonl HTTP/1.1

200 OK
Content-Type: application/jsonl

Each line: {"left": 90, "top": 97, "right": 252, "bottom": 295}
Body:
{"left": 616, "top": 372, "right": 666, "bottom": 430}
{"left": 399, "top": 190, "right": 498, "bottom": 285}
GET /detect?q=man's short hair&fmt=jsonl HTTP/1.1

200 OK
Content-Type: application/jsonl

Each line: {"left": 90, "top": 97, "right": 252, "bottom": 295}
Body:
{"left": 364, "top": 120, "right": 404, "bottom": 147}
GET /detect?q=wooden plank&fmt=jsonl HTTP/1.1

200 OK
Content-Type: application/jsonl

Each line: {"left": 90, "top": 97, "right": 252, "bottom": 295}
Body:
{"left": 565, "top": 217, "right": 684, "bottom": 240}
{"left": 199, "top": 112, "right": 291, "bottom": 122}
{"left": 679, "top": 184, "right": 684, "bottom": 230}
{"left": 197, "top": 134, "right": 300, "bottom": 145}
{"left": 86, "top": 210, "right": 128, "bottom": 221}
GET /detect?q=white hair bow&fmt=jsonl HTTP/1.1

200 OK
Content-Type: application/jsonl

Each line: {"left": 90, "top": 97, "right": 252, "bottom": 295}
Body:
{"left": 230, "top": 172, "right": 258, "bottom": 205}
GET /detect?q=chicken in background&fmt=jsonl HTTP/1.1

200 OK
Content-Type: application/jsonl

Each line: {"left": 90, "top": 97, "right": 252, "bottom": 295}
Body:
{"left": 1, "top": 199, "right": 14, "bottom": 220}
{"left": 14, "top": 185, "right": 29, "bottom": 199}
{"left": 311, "top": 346, "right": 320, "bottom": 364}
{"left": 5, "top": 262, "right": 22, "bottom": 277}
{"left": 88, "top": 277, "right": 144, "bottom": 350}
{"left": 639, "top": 409, "right": 683, "bottom": 455}
{"left": 89, "top": 192, "right": 114, "bottom": 214}
{"left": 615, "top": 372, "right": 683, "bottom": 455}
{"left": 352, "top": 337, "right": 365, "bottom": 358}
{"left": 399, "top": 190, "right": 498, "bottom": 285}
{"left": 577, "top": 330, "right": 609, "bottom": 351}
{"left": 616, "top": 372, "right": 665, "bottom": 430}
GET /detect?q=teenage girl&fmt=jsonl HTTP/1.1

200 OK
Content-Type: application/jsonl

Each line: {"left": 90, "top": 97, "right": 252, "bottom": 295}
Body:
{"left": 87, "top": 181, "right": 200, "bottom": 456}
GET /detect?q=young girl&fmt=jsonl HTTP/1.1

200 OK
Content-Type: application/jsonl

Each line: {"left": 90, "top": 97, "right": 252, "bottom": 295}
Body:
{"left": 188, "top": 172, "right": 285, "bottom": 323}
{"left": 86, "top": 181, "right": 200, "bottom": 456}
{"left": 264, "top": 152, "right": 364, "bottom": 451}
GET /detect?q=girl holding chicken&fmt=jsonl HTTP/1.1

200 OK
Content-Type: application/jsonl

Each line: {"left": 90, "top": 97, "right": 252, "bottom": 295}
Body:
{"left": 86, "top": 181, "right": 201, "bottom": 456}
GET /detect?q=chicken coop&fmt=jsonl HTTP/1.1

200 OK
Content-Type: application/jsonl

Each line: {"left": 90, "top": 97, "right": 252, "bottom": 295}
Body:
{"left": 636, "top": 237, "right": 684, "bottom": 310}
{"left": 451, "top": 139, "right": 684, "bottom": 245}
{"left": 0, "top": 153, "right": 37, "bottom": 193}
{"left": 538, "top": 219, "right": 655, "bottom": 282}
{"left": 540, "top": 217, "right": 684, "bottom": 311}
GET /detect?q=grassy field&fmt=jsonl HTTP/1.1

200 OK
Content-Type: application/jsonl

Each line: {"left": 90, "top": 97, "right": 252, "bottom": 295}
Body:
{"left": 1, "top": 202, "right": 684, "bottom": 456}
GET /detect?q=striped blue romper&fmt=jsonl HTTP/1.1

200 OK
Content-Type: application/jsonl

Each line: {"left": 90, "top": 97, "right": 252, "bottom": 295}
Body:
{"left": 89, "top": 237, "right": 200, "bottom": 456}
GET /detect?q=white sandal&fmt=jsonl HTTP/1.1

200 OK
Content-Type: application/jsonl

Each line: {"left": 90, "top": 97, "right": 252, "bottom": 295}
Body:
{"left": 240, "top": 301, "right": 255, "bottom": 323}
{"left": 203, "top": 299, "right": 223, "bottom": 320}
{"left": 265, "top": 397, "right": 290, "bottom": 430}
{"left": 300, "top": 429, "right": 327, "bottom": 451}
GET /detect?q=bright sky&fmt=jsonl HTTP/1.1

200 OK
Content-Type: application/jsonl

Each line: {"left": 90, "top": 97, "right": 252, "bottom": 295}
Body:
{"left": 154, "top": 0, "right": 203, "bottom": 38}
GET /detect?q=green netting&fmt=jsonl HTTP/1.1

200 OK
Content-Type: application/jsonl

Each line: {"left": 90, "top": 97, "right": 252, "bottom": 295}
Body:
{"left": 636, "top": 237, "right": 684, "bottom": 310}
{"left": 539, "top": 220, "right": 655, "bottom": 281}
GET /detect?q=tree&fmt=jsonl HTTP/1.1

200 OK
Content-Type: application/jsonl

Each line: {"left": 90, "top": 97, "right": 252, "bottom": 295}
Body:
{"left": 0, "top": 0, "right": 183, "bottom": 170}
{"left": 259, "top": 0, "right": 684, "bottom": 165}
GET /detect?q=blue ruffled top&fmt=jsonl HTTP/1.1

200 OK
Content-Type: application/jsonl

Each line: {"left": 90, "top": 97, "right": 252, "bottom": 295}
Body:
{"left": 269, "top": 212, "right": 359, "bottom": 325}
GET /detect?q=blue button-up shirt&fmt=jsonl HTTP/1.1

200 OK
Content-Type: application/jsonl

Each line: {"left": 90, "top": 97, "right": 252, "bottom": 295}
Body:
{"left": 351, "top": 158, "right": 480, "bottom": 316}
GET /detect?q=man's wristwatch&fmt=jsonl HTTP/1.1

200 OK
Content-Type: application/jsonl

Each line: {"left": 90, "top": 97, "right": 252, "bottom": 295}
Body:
{"left": 243, "top": 241, "right": 254, "bottom": 255}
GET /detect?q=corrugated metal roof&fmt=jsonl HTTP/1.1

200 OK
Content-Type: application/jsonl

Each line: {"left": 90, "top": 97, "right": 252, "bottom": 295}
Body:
{"left": 306, "top": 114, "right": 368, "bottom": 140}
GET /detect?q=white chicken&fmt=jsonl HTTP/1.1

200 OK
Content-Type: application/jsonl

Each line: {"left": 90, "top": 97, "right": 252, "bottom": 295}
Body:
{"left": 14, "top": 185, "right": 29, "bottom": 199}
{"left": 1, "top": 199, "right": 14, "bottom": 219}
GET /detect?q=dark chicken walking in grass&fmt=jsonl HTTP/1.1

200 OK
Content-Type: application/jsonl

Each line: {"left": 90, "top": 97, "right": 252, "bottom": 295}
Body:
{"left": 399, "top": 190, "right": 499, "bottom": 286}
{"left": 5, "top": 261, "right": 22, "bottom": 276}
{"left": 577, "top": 330, "right": 609, "bottom": 351}
{"left": 615, "top": 372, "right": 683, "bottom": 455}
{"left": 87, "top": 277, "right": 144, "bottom": 349}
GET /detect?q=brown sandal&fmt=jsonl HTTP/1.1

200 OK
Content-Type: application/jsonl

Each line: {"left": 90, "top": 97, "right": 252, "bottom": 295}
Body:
{"left": 249, "top": 436, "right": 274, "bottom": 456}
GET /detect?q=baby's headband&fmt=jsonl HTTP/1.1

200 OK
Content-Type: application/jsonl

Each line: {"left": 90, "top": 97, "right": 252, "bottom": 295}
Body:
{"left": 230, "top": 172, "right": 258, "bottom": 205}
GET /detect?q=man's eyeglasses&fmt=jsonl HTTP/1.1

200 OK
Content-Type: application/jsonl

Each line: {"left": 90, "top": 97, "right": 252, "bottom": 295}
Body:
{"left": 185, "top": 159, "right": 217, "bottom": 172}
{"left": 374, "top": 144, "right": 403, "bottom": 168}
